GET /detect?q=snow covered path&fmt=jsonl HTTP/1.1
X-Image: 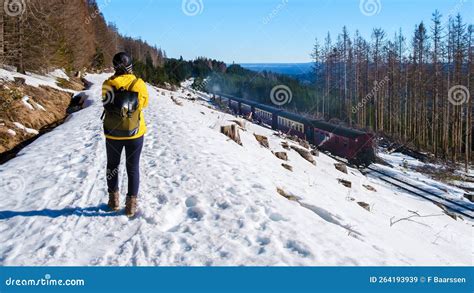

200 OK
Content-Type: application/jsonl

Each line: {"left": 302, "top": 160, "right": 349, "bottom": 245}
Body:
{"left": 0, "top": 74, "right": 471, "bottom": 266}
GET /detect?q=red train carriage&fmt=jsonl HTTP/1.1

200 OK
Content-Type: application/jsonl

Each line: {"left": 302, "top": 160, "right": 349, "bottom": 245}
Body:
{"left": 212, "top": 93, "right": 375, "bottom": 165}
{"left": 311, "top": 120, "right": 374, "bottom": 164}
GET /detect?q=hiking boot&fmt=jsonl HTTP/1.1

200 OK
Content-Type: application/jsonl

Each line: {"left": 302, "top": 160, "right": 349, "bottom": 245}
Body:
{"left": 125, "top": 195, "right": 138, "bottom": 217}
{"left": 108, "top": 191, "right": 120, "bottom": 211}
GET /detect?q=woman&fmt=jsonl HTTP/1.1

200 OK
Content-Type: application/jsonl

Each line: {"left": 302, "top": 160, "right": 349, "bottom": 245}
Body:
{"left": 102, "top": 52, "right": 149, "bottom": 217}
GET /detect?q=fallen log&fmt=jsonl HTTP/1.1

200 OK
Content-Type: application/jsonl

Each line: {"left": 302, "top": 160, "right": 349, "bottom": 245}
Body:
{"left": 290, "top": 146, "right": 316, "bottom": 165}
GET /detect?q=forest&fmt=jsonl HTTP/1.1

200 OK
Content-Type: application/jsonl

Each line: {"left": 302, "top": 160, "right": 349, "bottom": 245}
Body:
{"left": 0, "top": 0, "right": 226, "bottom": 86}
{"left": 204, "top": 12, "right": 473, "bottom": 168}
{"left": 310, "top": 12, "right": 472, "bottom": 168}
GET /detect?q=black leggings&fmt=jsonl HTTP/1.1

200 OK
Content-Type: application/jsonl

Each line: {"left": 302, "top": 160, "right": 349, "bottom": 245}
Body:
{"left": 106, "top": 136, "right": 144, "bottom": 196}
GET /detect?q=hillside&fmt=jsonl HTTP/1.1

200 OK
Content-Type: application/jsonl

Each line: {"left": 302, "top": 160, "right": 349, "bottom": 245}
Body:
{"left": 239, "top": 63, "right": 313, "bottom": 75}
{"left": 0, "top": 71, "right": 471, "bottom": 266}
{"left": 0, "top": 69, "right": 85, "bottom": 155}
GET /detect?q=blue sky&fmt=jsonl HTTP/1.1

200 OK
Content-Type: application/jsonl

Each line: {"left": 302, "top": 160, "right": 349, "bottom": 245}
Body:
{"left": 100, "top": 0, "right": 473, "bottom": 63}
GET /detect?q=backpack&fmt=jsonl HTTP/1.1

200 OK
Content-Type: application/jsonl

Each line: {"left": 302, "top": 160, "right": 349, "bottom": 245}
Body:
{"left": 101, "top": 78, "right": 141, "bottom": 137}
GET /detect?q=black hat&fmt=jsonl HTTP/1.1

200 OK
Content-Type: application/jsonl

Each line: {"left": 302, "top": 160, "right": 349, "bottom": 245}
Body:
{"left": 112, "top": 52, "right": 133, "bottom": 74}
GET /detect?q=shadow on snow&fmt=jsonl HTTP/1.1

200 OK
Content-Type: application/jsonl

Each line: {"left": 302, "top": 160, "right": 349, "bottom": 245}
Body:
{"left": 0, "top": 204, "right": 120, "bottom": 220}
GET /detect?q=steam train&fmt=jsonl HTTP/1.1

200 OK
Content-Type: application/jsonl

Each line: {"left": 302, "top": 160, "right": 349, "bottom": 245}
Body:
{"left": 212, "top": 93, "right": 376, "bottom": 166}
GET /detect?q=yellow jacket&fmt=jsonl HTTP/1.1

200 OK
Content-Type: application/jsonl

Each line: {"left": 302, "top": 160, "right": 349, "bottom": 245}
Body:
{"left": 102, "top": 74, "right": 149, "bottom": 140}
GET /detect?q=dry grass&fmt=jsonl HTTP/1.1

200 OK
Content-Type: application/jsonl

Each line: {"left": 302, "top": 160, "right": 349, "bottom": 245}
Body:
{"left": 56, "top": 77, "right": 84, "bottom": 91}
{"left": 0, "top": 82, "right": 71, "bottom": 154}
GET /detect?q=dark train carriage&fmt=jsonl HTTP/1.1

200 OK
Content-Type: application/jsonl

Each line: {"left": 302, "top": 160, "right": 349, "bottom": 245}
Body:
{"left": 310, "top": 120, "right": 374, "bottom": 164}
{"left": 229, "top": 99, "right": 239, "bottom": 113}
{"left": 220, "top": 95, "right": 230, "bottom": 106}
{"left": 240, "top": 101, "right": 254, "bottom": 117}
{"left": 254, "top": 104, "right": 280, "bottom": 129}
{"left": 276, "top": 111, "right": 309, "bottom": 139}
{"left": 219, "top": 94, "right": 256, "bottom": 117}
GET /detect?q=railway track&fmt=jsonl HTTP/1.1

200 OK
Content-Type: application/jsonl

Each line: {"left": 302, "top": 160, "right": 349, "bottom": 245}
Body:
{"left": 210, "top": 100, "right": 474, "bottom": 220}
{"left": 320, "top": 151, "right": 474, "bottom": 220}
{"left": 364, "top": 166, "right": 474, "bottom": 220}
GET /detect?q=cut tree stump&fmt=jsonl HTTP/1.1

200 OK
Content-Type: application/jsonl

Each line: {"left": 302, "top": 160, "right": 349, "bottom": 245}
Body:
{"left": 254, "top": 134, "right": 269, "bottom": 148}
{"left": 276, "top": 187, "right": 298, "bottom": 201}
{"left": 281, "top": 163, "right": 293, "bottom": 171}
{"left": 220, "top": 124, "right": 242, "bottom": 145}
{"left": 170, "top": 96, "right": 182, "bottom": 106}
{"left": 290, "top": 146, "right": 316, "bottom": 165}
{"left": 230, "top": 119, "right": 245, "bottom": 128}
{"left": 274, "top": 151, "right": 288, "bottom": 161}
{"left": 338, "top": 179, "right": 352, "bottom": 188}
{"left": 281, "top": 141, "right": 290, "bottom": 150}
{"left": 357, "top": 201, "right": 370, "bottom": 211}
{"left": 334, "top": 163, "right": 348, "bottom": 174}
{"left": 363, "top": 184, "right": 377, "bottom": 192}
{"left": 298, "top": 139, "right": 310, "bottom": 149}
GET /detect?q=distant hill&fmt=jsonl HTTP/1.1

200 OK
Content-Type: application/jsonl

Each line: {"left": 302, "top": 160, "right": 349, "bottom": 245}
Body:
{"left": 239, "top": 63, "right": 313, "bottom": 75}
{"left": 239, "top": 63, "right": 314, "bottom": 83}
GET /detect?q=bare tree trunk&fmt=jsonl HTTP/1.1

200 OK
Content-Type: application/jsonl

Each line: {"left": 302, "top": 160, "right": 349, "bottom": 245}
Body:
{"left": 0, "top": 0, "right": 4, "bottom": 63}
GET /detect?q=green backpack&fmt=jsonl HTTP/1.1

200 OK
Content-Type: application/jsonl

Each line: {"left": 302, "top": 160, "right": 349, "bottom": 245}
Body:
{"left": 102, "top": 78, "right": 141, "bottom": 137}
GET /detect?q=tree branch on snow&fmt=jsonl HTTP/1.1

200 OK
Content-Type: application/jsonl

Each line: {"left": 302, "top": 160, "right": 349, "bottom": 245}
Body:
{"left": 389, "top": 211, "right": 444, "bottom": 227}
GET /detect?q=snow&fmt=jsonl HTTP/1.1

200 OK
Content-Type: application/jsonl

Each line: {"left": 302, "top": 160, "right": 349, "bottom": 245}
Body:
{"left": 33, "top": 101, "right": 46, "bottom": 111}
{"left": 7, "top": 129, "right": 16, "bottom": 136}
{"left": 21, "top": 96, "right": 34, "bottom": 110}
{"left": 376, "top": 150, "right": 472, "bottom": 204}
{"left": 48, "top": 69, "right": 69, "bottom": 81}
{"left": 0, "top": 74, "right": 471, "bottom": 266}
{"left": 0, "top": 68, "right": 75, "bottom": 93}
{"left": 12, "top": 122, "right": 39, "bottom": 135}
{"left": 20, "top": 96, "right": 45, "bottom": 111}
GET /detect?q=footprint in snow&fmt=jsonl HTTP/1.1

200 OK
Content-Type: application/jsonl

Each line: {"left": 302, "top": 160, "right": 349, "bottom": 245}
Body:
{"left": 185, "top": 196, "right": 204, "bottom": 221}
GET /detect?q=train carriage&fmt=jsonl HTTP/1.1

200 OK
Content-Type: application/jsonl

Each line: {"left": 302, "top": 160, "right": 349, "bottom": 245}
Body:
{"left": 276, "top": 111, "right": 307, "bottom": 139}
{"left": 229, "top": 100, "right": 239, "bottom": 113}
{"left": 254, "top": 104, "right": 280, "bottom": 129}
{"left": 211, "top": 92, "right": 375, "bottom": 165}
{"left": 310, "top": 120, "right": 374, "bottom": 164}
{"left": 240, "top": 102, "right": 253, "bottom": 116}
